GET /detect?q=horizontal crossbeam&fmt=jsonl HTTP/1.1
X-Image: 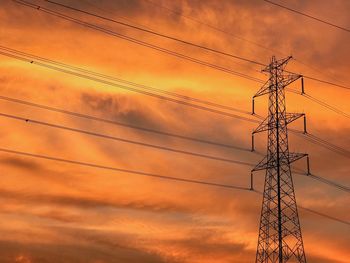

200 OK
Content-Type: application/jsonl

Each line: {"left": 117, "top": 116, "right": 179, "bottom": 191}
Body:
{"left": 253, "top": 113, "right": 305, "bottom": 134}
{"left": 252, "top": 153, "right": 308, "bottom": 172}
{"left": 253, "top": 73, "right": 301, "bottom": 98}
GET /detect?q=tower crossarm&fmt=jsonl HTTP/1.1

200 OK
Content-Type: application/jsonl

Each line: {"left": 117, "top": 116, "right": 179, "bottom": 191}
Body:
{"left": 262, "top": 56, "right": 293, "bottom": 73}
{"left": 252, "top": 153, "right": 308, "bottom": 172}
{"left": 253, "top": 113, "right": 304, "bottom": 134}
{"left": 253, "top": 73, "right": 301, "bottom": 99}
{"left": 281, "top": 73, "right": 302, "bottom": 88}
{"left": 287, "top": 152, "right": 308, "bottom": 165}
{"left": 285, "top": 113, "right": 305, "bottom": 125}
{"left": 253, "top": 78, "right": 273, "bottom": 98}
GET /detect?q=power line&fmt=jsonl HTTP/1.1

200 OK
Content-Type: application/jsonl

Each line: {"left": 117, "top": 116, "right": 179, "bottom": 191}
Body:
{"left": 44, "top": 0, "right": 266, "bottom": 67}
{"left": 13, "top": 1, "right": 350, "bottom": 91}
{"left": 4, "top": 45, "right": 347, "bottom": 122}
{"left": 13, "top": 0, "right": 265, "bottom": 82}
{"left": 0, "top": 45, "right": 257, "bottom": 116}
{"left": 81, "top": 0, "right": 156, "bottom": 32}
{"left": 0, "top": 95, "right": 253, "bottom": 152}
{"left": 142, "top": 0, "right": 285, "bottom": 56}
{"left": 281, "top": 70, "right": 350, "bottom": 91}
{"left": 298, "top": 205, "right": 350, "bottom": 226}
{"left": 292, "top": 168, "right": 350, "bottom": 194}
{"left": 0, "top": 146, "right": 348, "bottom": 227}
{"left": 305, "top": 133, "right": 350, "bottom": 157}
{"left": 0, "top": 147, "right": 249, "bottom": 190}
{"left": 302, "top": 75, "right": 350, "bottom": 90}
{"left": 140, "top": 0, "right": 350, "bottom": 90}
{"left": 2, "top": 49, "right": 349, "bottom": 163}
{"left": 0, "top": 112, "right": 255, "bottom": 167}
{"left": 307, "top": 173, "right": 350, "bottom": 193}
{"left": 292, "top": 57, "right": 349, "bottom": 91}
{"left": 2, "top": 107, "right": 348, "bottom": 196}
{"left": 3, "top": 0, "right": 350, "bottom": 240}
{"left": 142, "top": 0, "right": 350, "bottom": 89}
{"left": 263, "top": 0, "right": 350, "bottom": 33}
{"left": 0, "top": 49, "right": 260, "bottom": 123}
{"left": 2, "top": 49, "right": 348, "bottom": 162}
{"left": 15, "top": 1, "right": 350, "bottom": 91}
{"left": 2, "top": 49, "right": 348, "bottom": 161}
{"left": 1, "top": 47, "right": 347, "bottom": 130}
{"left": 8, "top": 45, "right": 349, "bottom": 133}
{"left": 290, "top": 129, "right": 350, "bottom": 159}
{"left": 291, "top": 130, "right": 350, "bottom": 158}
{"left": 302, "top": 94, "right": 350, "bottom": 119}
{"left": 287, "top": 88, "right": 350, "bottom": 119}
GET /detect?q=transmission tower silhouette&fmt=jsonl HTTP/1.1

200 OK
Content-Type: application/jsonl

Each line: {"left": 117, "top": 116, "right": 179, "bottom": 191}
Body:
{"left": 251, "top": 56, "right": 310, "bottom": 262}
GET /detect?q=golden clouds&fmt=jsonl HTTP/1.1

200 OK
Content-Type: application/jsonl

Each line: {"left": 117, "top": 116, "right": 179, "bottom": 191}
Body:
{"left": 0, "top": 0, "right": 349, "bottom": 262}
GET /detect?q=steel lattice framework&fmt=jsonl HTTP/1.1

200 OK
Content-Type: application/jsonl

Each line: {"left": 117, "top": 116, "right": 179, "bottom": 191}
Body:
{"left": 251, "top": 56, "right": 309, "bottom": 263}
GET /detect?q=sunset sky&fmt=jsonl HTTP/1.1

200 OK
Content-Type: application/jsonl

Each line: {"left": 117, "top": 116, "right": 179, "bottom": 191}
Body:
{"left": 0, "top": 0, "right": 349, "bottom": 262}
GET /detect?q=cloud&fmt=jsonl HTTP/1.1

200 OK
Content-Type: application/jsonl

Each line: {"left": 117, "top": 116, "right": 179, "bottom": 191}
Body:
{"left": 0, "top": 239, "right": 168, "bottom": 263}
{"left": 0, "top": 0, "right": 349, "bottom": 262}
{"left": 0, "top": 156, "right": 43, "bottom": 171}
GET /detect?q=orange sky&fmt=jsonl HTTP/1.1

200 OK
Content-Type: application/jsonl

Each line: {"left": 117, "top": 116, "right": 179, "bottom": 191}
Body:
{"left": 0, "top": 0, "right": 349, "bottom": 262}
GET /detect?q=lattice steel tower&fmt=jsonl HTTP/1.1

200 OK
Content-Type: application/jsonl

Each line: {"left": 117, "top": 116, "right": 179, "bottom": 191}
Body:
{"left": 251, "top": 56, "right": 309, "bottom": 263}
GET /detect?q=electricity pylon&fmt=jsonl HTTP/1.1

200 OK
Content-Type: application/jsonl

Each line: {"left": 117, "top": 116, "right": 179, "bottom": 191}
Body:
{"left": 250, "top": 56, "right": 310, "bottom": 263}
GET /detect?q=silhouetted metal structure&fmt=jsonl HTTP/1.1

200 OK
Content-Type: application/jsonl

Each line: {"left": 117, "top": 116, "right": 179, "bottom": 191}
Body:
{"left": 251, "top": 56, "right": 309, "bottom": 262}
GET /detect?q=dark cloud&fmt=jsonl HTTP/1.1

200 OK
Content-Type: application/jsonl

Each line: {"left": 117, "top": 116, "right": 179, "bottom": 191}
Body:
{"left": 0, "top": 239, "right": 168, "bottom": 263}
{"left": 0, "top": 156, "right": 43, "bottom": 171}
{"left": 80, "top": 91, "right": 167, "bottom": 131}
{"left": 0, "top": 188, "right": 193, "bottom": 216}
